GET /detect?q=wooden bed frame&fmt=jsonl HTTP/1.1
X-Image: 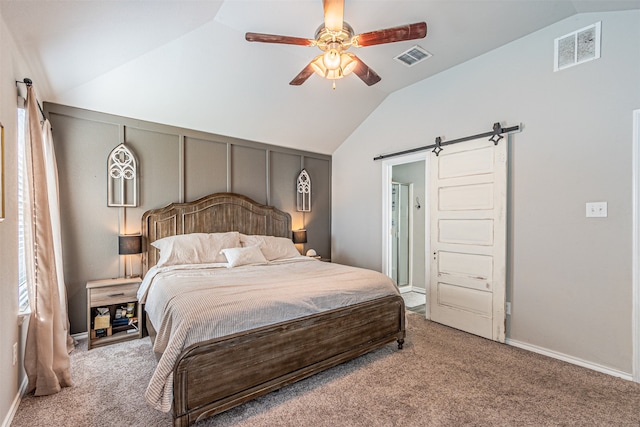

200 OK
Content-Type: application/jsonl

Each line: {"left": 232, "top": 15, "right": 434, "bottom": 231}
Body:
{"left": 141, "top": 192, "right": 406, "bottom": 426}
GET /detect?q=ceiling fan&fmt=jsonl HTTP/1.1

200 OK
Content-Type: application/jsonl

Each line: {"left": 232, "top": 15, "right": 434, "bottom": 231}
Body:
{"left": 245, "top": 0, "right": 427, "bottom": 88}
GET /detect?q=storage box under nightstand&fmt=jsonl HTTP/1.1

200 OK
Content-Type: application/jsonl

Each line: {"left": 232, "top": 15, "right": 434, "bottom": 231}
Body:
{"left": 86, "top": 277, "right": 142, "bottom": 350}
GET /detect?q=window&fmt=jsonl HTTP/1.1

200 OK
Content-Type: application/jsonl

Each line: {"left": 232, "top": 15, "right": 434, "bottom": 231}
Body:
{"left": 17, "top": 105, "right": 29, "bottom": 313}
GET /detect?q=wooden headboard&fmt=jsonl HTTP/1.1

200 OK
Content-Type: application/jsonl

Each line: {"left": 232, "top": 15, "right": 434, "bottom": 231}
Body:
{"left": 141, "top": 192, "right": 292, "bottom": 274}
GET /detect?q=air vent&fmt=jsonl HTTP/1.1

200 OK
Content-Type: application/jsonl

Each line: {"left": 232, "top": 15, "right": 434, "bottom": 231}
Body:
{"left": 394, "top": 45, "right": 432, "bottom": 67}
{"left": 554, "top": 21, "right": 601, "bottom": 71}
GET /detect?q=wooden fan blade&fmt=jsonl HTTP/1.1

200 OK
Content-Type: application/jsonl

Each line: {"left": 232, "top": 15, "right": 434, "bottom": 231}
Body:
{"left": 323, "top": 0, "right": 344, "bottom": 32}
{"left": 290, "top": 63, "right": 315, "bottom": 85}
{"left": 355, "top": 22, "right": 427, "bottom": 47}
{"left": 351, "top": 55, "right": 381, "bottom": 86}
{"left": 245, "top": 32, "right": 315, "bottom": 46}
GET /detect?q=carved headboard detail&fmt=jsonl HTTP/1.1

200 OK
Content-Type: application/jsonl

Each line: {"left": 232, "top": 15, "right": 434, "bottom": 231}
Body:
{"left": 141, "top": 192, "right": 292, "bottom": 274}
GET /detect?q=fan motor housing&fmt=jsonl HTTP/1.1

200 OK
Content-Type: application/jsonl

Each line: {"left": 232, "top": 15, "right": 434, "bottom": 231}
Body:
{"left": 315, "top": 22, "right": 354, "bottom": 51}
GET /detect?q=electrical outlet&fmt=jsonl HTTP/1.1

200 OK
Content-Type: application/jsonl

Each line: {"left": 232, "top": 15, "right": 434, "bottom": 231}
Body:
{"left": 506, "top": 302, "right": 511, "bottom": 316}
{"left": 586, "top": 201, "right": 607, "bottom": 218}
{"left": 12, "top": 343, "right": 17, "bottom": 366}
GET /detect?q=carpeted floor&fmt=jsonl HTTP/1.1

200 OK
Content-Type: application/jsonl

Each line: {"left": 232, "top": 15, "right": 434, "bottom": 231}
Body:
{"left": 11, "top": 313, "right": 640, "bottom": 426}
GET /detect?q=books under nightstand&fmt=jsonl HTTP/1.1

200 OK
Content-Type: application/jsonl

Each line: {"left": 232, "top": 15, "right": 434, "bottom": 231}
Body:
{"left": 86, "top": 277, "right": 142, "bottom": 350}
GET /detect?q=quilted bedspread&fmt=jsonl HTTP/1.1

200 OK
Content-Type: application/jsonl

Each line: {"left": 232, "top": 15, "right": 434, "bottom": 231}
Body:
{"left": 138, "top": 257, "right": 399, "bottom": 412}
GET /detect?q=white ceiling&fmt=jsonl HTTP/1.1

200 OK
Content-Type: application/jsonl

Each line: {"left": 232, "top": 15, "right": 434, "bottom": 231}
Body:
{"left": 2, "top": 0, "right": 639, "bottom": 154}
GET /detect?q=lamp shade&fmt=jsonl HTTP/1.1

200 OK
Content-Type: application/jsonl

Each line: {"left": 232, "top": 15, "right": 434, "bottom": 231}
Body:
{"left": 292, "top": 229, "right": 308, "bottom": 244}
{"left": 118, "top": 234, "right": 142, "bottom": 255}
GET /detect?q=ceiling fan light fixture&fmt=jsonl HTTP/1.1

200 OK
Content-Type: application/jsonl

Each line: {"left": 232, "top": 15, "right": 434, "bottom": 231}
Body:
{"left": 311, "top": 52, "right": 356, "bottom": 81}
{"left": 323, "top": 47, "right": 342, "bottom": 70}
{"left": 311, "top": 55, "right": 328, "bottom": 77}
{"left": 340, "top": 53, "right": 357, "bottom": 76}
{"left": 326, "top": 69, "right": 345, "bottom": 80}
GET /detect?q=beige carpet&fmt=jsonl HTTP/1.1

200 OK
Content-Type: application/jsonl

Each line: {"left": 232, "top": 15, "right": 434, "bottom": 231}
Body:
{"left": 11, "top": 313, "right": 640, "bottom": 426}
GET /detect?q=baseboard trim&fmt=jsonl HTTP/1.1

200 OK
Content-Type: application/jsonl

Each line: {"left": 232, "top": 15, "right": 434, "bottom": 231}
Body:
{"left": 399, "top": 286, "right": 426, "bottom": 294}
{"left": 3, "top": 333, "right": 88, "bottom": 426}
{"left": 2, "top": 376, "right": 28, "bottom": 427}
{"left": 71, "top": 332, "right": 88, "bottom": 340}
{"left": 507, "top": 338, "right": 633, "bottom": 381}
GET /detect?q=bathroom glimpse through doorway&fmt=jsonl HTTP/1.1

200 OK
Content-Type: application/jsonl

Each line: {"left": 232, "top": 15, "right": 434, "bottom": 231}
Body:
{"left": 381, "top": 153, "right": 429, "bottom": 316}
{"left": 391, "top": 182, "right": 411, "bottom": 288}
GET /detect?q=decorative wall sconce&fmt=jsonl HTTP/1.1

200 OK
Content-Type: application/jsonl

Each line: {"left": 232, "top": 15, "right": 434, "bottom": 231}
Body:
{"left": 119, "top": 234, "right": 142, "bottom": 278}
{"left": 296, "top": 169, "right": 311, "bottom": 212}
{"left": 108, "top": 143, "right": 138, "bottom": 207}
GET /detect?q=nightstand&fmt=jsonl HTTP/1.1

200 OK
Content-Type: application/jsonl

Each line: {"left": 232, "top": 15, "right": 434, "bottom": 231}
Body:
{"left": 86, "top": 277, "right": 142, "bottom": 350}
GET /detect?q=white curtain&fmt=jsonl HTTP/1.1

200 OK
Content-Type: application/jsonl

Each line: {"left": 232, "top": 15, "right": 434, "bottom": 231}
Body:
{"left": 23, "top": 85, "right": 74, "bottom": 396}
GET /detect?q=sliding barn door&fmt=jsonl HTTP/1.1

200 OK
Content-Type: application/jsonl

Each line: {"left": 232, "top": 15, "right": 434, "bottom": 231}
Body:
{"left": 429, "top": 137, "right": 507, "bottom": 342}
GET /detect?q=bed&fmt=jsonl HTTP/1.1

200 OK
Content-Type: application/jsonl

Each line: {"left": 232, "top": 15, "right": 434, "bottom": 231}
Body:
{"left": 138, "top": 192, "right": 405, "bottom": 426}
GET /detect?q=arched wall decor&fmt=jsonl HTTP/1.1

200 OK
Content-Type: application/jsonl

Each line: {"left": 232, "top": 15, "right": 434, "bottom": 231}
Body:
{"left": 108, "top": 143, "right": 139, "bottom": 207}
{"left": 296, "top": 169, "right": 311, "bottom": 212}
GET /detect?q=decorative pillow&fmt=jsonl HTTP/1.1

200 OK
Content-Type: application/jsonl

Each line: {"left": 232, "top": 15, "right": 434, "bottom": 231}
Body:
{"left": 152, "top": 232, "right": 240, "bottom": 267}
{"left": 220, "top": 246, "right": 268, "bottom": 268}
{"left": 240, "top": 234, "right": 301, "bottom": 260}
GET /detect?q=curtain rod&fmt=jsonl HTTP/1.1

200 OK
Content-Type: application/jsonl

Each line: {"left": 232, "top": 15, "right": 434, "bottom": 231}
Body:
{"left": 15, "top": 78, "right": 47, "bottom": 122}
{"left": 373, "top": 122, "right": 522, "bottom": 161}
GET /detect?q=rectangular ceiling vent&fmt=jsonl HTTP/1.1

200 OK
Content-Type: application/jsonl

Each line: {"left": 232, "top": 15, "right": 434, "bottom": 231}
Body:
{"left": 394, "top": 45, "right": 432, "bottom": 67}
{"left": 554, "top": 21, "right": 601, "bottom": 72}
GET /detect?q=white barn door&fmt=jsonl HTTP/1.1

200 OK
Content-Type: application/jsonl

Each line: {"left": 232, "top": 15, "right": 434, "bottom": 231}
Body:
{"left": 429, "top": 137, "right": 507, "bottom": 342}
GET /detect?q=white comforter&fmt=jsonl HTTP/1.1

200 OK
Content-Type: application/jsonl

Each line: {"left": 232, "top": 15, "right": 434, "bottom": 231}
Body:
{"left": 138, "top": 257, "right": 399, "bottom": 412}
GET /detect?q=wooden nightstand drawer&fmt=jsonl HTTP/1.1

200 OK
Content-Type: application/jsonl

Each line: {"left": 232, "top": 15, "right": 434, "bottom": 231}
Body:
{"left": 90, "top": 282, "right": 139, "bottom": 306}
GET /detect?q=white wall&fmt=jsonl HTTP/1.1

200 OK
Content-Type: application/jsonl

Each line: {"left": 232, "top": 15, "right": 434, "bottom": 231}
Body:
{"left": 333, "top": 10, "right": 640, "bottom": 374}
{"left": 0, "top": 9, "right": 33, "bottom": 426}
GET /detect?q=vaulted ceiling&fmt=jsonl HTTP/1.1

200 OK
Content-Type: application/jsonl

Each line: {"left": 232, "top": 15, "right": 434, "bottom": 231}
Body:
{"left": 2, "top": 0, "right": 639, "bottom": 154}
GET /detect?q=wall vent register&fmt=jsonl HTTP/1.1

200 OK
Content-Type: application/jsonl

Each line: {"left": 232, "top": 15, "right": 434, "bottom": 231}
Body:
{"left": 554, "top": 22, "right": 601, "bottom": 72}
{"left": 394, "top": 45, "right": 432, "bottom": 67}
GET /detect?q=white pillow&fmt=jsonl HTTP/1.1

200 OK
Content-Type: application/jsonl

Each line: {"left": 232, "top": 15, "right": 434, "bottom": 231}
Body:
{"left": 220, "top": 246, "right": 268, "bottom": 268}
{"left": 240, "top": 234, "right": 301, "bottom": 260}
{"left": 152, "top": 232, "right": 240, "bottom": 267}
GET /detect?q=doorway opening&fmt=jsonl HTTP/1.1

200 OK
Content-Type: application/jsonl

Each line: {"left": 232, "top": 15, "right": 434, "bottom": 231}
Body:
{"left": 391, "top": 182, "right": 412, "bottom": 288}
{"left": 381, "top": 152, "right": 428, "bottom": 317}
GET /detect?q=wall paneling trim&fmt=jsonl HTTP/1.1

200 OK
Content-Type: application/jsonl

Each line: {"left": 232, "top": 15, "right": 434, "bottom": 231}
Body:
{"left": 45, "top": 103, "right": 331, "bottom": 334}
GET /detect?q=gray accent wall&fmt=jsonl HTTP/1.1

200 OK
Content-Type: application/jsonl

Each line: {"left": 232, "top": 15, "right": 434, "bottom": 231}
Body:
{"left": 45, "top": 103, "right": 331, "bottom": 334}
{"left": 332, "top": 10, "right": 640, "bottom": 375}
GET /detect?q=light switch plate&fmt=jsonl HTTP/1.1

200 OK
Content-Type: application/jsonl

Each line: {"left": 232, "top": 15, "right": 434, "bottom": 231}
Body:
{"left": 586, "top": 202, "right": 607, "bottom": 218}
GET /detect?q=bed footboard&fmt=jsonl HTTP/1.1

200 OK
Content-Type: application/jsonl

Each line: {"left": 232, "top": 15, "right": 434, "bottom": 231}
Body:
{"left": 172, "top": 294, "right": 405, "bottom": 427}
